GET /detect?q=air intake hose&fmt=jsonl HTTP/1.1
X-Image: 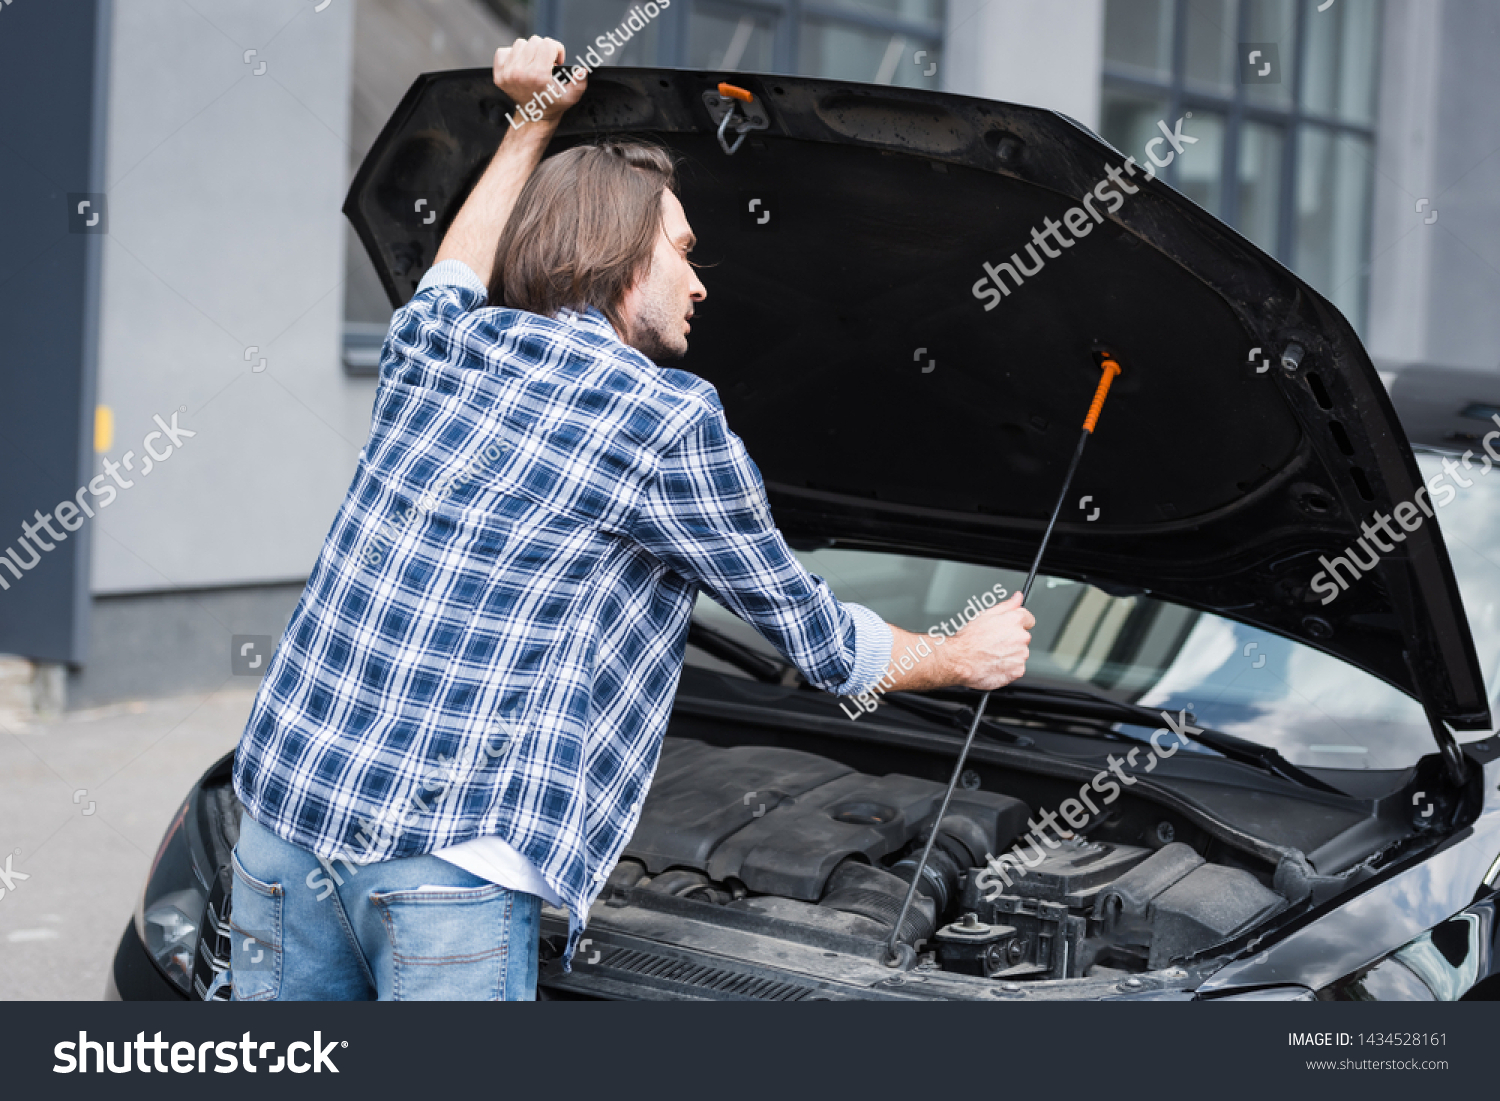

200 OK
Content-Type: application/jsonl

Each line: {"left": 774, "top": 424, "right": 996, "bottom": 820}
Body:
{"left": 891, "top": 816, "right": 986, "bottom": 919}
{"left": 820, "top": 861, "right": 936, "bottom": 947}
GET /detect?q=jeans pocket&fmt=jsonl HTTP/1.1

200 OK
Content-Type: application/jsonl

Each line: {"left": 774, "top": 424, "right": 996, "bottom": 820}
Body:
{"left": 229, "top": 849, "right": 284, "bottom": 1001}
{"left": 369, "top": 882, "right": 533, "bottom": 1001}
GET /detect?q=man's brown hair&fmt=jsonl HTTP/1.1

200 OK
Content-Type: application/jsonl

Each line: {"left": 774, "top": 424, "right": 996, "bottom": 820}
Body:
{"left": 489, "top": 140, "right": 678, "bottom": 335}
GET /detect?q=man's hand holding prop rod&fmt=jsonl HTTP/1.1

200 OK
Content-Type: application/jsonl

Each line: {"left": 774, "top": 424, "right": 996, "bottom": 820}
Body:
{"left": 884, "top": 355, "right": 1124, "bottom": 968}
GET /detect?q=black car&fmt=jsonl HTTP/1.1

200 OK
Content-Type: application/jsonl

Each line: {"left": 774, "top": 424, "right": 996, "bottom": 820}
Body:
{"left": 111, "top": 69, "right": 1500, "bottom": 1002}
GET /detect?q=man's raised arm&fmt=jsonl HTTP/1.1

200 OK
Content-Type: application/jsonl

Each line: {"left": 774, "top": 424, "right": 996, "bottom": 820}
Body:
{"left": 433, "top": 36, "right": 586, "bottom": 286}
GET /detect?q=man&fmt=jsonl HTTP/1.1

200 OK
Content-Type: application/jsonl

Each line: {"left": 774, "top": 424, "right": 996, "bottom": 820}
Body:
{"left": 226, "top": 37, "right": 1035, "bottom": 1001}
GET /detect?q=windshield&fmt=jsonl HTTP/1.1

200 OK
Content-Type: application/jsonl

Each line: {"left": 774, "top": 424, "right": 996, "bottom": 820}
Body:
{"left": 690, "top": 452, "right": 1500, "bottom": 772}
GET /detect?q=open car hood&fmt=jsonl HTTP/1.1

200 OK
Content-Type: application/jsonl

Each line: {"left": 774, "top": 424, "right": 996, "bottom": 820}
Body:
{"left": 344, "top": 68, "right": 1490, "bottom": 731}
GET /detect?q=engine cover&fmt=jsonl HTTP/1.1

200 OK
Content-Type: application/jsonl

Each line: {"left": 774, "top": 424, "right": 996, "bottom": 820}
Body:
{"left": 625, "top": 739, "right": 1031, "bottom": 900}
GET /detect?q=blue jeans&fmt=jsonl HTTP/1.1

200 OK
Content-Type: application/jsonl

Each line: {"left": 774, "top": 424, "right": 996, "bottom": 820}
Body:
{"left": 226, "top": 813, "right": 541, "bottom": 1001}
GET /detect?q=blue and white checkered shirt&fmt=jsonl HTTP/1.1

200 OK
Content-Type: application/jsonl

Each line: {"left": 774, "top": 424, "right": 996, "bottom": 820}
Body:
{"left": 233, "top": 260, "right": 892, "bottom": 971}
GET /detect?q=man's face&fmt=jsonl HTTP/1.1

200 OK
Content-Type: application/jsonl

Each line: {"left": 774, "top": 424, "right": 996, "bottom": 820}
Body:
{"left": 618, "top": 190, "right": 706, "bottom": 363}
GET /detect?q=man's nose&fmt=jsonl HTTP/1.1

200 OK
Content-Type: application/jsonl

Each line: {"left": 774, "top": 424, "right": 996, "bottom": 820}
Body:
{"left": 690, "top": 271, "right": 706, "bottom": 301}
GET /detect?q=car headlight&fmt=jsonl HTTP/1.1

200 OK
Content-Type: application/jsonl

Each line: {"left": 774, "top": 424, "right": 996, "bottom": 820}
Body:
{"left": 134, "top": 801, "right": 208, "bottom": 995}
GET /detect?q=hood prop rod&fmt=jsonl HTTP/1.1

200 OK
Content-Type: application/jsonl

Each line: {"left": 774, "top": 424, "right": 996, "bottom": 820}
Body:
{"left": 883, "top": 355, "right": 1123, "bottom": 969}
{"left": 1402, "top": 650, "right": 1470, "bottom": 789}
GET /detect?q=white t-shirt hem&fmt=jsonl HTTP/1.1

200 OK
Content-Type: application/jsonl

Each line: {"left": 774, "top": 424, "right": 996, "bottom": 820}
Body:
{"left": 434, "top": 834, "right": 563, "bottom": 907}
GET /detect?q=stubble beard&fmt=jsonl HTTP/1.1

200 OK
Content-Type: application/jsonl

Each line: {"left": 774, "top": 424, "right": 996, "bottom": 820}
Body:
{"left": 626, "top": 283, "right": 689, "bottom": 364}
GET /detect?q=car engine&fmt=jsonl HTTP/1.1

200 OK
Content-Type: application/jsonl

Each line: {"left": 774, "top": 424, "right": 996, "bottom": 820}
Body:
{"left": 613, "top": 739, "right": 1289, "bottom": 981}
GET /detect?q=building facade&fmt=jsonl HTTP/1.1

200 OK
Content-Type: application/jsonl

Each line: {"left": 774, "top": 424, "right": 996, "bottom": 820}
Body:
{"left": 1, "top": 0, "right": 1495, "bottom": 712}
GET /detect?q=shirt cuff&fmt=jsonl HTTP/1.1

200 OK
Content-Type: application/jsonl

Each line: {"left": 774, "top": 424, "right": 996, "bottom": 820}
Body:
{"left": 831, "top": 602, "right": 893, "bottom": 698}
{"left": 415, "top": 258, "right": 488, "bottom": 300}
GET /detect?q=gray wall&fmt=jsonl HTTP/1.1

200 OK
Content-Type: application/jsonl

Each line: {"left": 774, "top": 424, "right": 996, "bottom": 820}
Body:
{"left": 92, "top": 0, "right": 519, "bottom": 603}
{"left": 51, "top": 0, "right": 517, "bottom": 709}
{"left": 65, "top": 582, "right": 306, "bottom": 710}
{"left": 943, "top": 0, "right": 1104, "bottom": 131}
{"left": 1355, "top": 0, "right": 1500, "bottom": 372}
{"left": 92, "top": 0, "right": 365, "bottom": 596}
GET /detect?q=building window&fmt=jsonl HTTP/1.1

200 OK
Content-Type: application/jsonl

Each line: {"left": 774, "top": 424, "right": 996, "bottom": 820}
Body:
{"left": 342, "top": 0, "right": 525, "bottom": 374}
{"left": 1101, "top": 0, "right": 1380, "bottom": 332}
{"left": 536, "top": 0, "right": 944, "bottom": 88}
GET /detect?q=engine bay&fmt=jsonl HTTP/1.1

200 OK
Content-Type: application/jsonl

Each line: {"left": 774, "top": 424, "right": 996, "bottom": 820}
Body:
{"left": 604, "top": 738, "right": 1291, "bottom": 984}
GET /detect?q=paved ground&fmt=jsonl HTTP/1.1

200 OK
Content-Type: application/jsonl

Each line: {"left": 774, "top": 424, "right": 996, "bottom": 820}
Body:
{"left": 0, "top": 686, "right": 254, "bottom": 1000}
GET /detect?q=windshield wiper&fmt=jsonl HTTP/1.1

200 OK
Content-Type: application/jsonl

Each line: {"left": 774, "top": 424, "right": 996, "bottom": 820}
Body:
{"left": 877, "top": 691, "right": 1035, "bottom": 745}
{"left": 689, "top": 622, "right": 1341, "bottom": 792}
{"left": 928, "top": 683, "right": 1344, "bottom": 796}
{"left": 686, "top": 617, "right": 800, "bottom": 685}
{"left": 686, "top": 618, "right": 1030, "bottom": 742}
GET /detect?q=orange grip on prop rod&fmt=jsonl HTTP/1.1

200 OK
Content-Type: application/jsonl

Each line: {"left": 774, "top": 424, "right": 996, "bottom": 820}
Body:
{"left": 1082, "top": 357, "right": 1122, "bottom": 434}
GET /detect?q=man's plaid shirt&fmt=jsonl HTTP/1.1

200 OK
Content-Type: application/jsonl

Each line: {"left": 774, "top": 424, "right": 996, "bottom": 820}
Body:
{"left": 233, "top": 260, "right": 892, "bottom": 970}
